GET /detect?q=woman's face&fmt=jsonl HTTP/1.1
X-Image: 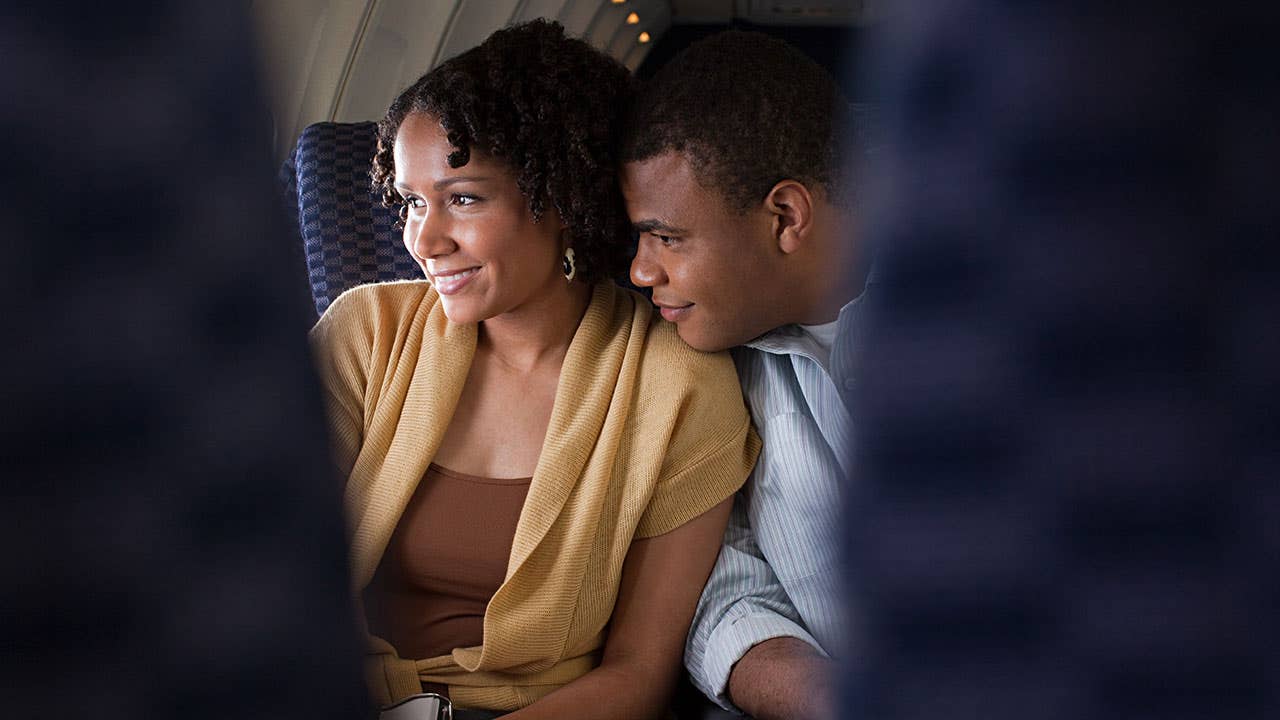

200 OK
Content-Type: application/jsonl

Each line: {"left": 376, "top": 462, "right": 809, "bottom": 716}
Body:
{"left": 393, "top": 112, "right": 565, "bottom": 324}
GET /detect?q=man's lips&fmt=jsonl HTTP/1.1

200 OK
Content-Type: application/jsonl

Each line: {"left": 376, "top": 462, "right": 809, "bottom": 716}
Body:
{"left": 654, "top": 299, "right": 693, "bottom": 322}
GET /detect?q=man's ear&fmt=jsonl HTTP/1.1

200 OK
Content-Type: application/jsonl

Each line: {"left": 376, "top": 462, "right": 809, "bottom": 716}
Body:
{"left": 763, "top": 180, "right": 814, "bottom": 255}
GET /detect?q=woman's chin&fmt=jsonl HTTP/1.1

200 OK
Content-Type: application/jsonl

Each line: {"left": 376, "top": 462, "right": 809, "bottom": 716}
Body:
{"left": 440, "top": 302, "right": 482, "bottom": 325}
{"left": 440, "top": 295, "right": 507, "bottom": 325}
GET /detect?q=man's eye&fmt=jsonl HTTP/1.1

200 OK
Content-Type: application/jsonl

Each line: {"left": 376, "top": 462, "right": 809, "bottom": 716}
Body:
{"left": 655, "top": 234, "right": 678, "bottom": 247}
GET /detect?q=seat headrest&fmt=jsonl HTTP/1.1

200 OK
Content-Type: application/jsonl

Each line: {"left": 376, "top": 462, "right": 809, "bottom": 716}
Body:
{"left": 281, "top": 121, "right": 419, "bottom": 317}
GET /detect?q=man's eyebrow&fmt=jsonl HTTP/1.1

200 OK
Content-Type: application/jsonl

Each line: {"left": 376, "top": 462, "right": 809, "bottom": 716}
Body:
{"left": 632, "top": 218, "right": 687, "bottom": 235}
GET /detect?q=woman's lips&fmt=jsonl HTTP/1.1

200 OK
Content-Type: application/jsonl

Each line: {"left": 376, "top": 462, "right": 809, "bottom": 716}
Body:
{"left": 432, "top": 267, "right": 479, "bottom": 295}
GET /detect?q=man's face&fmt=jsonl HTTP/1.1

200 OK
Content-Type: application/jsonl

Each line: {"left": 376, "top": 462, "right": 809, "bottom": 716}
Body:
{"left": 621, "top": 151, "right": 782, "bottom": 352}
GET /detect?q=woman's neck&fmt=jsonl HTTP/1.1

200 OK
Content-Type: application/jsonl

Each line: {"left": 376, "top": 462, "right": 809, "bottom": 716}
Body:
{"left": 477, "top": 281, "right": 593, "bottom": 374}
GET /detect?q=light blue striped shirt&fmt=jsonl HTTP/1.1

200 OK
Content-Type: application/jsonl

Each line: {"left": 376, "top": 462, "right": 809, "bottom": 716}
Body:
{"left": 684, "top": 294, "right": 861, "bottom": 712}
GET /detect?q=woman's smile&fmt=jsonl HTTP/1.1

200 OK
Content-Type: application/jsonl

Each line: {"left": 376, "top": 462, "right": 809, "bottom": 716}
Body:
{"left": 429, "top": 266, "right": 480, "bottom": 295}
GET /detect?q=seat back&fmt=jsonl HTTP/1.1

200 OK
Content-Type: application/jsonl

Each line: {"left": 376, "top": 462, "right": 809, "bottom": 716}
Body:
{"left": 280, "top": 121, "right": 418, "bottom": 317}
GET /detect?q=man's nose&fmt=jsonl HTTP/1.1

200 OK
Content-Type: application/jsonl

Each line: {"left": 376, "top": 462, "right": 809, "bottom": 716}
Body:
{"left": 630, "top": 241, "right": 667, "bottom": 288}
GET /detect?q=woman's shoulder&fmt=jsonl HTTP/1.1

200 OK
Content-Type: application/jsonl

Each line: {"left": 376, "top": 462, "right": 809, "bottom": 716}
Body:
{"left": 323, "top": 279, "right": 437, "bottom": 317}
{"left": 313, "top": 280, "right": 437, "bottom": 335}
{"left": 620, "top": 291, "right": 757, "bottom": 528}
{"left": 625, "top": 298, "right": 742, "bottom": 408}
{"left": 585, "top": 282, "right": 742, "bottom": 414}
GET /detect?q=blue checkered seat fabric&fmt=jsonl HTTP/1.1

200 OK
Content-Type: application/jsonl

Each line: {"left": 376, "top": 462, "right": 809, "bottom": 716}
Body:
{"left": 281, "top": 121, "right": 419, "bottom": 317}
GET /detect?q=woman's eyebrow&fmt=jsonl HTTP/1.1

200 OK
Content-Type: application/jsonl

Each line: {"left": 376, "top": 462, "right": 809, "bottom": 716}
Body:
{"left": 433, "top": 175, "right": 491, "bottom": 190}
{"left": 394, "top": 176, "right": 493, "bottom": 194}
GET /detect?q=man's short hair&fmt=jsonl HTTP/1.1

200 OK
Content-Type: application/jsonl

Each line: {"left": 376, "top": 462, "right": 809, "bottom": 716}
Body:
{"left": 622, "top": 30, "right": 858, "bottom": 213}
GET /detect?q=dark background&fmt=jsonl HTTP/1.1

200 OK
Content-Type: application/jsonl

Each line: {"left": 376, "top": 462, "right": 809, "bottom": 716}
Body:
{"left": 3, "top": 3, "right": 1276, "bottom": 720}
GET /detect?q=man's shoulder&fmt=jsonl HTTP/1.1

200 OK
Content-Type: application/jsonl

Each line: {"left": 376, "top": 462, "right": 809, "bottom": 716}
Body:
{"left": 730, "top": 334, "right": 844, "bottom": 428}
{"left": 730, "top": 339, "right": 803, "bottom": 395}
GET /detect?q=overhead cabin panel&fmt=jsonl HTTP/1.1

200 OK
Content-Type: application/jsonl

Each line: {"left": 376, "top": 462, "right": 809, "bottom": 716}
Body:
{"left": 513, "top": 0, "right": 574, "bottom": 23}
{"left": 556, "top": 0, "right": 606, "bottom": 36}
{"left": 584, "top": 0, "right": 664, "bottom": 67}
{"left": 333, "top": 0, "right": 457, "bottom": 123}
{"left": 735, "top": 0, "right": 876, "bottom": 25}
{"left": 605, "top": 1, "right": 669, "bottom": 70}
{"left": 254, "top": 0, "right": 670, "bottom": 161}
{"left": 252, "top": 0, "right": 377, "bottom": 159}
{"left": 432, "top": 0, "right": 525, "bottom": 67}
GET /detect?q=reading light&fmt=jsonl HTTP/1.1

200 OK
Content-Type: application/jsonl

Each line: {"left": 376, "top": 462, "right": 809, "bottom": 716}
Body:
{"left": 638, "top": 31, "right": 651, "bottom": 43}
{"left": 626, "top": 12, "right": 639, "bottom": 24}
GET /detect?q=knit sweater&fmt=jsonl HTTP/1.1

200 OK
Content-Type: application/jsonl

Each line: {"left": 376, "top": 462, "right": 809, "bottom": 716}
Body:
{"left": 310, "top": 280, "right": 760, "bottom": 711}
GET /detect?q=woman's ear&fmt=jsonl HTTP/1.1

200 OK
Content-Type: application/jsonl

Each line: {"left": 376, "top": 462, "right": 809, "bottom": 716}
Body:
{"left": 763, "top": 180, "right": 814, "bottom": 255}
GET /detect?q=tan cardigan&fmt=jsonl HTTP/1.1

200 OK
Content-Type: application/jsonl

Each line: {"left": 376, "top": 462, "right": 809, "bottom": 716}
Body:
{"left": 310, "top": 280, "right": 760, "bottom": 711}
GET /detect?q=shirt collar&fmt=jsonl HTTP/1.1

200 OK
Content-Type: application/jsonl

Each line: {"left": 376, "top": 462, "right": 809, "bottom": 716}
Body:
{"left": 742, "top": 284, "right": 868, "bottom": 358}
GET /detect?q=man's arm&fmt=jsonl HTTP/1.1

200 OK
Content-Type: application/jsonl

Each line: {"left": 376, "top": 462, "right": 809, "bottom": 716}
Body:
{"left": 728, "top": 637, "right": 835, "bottom": 720}
{"left": 685, "top": 492, "right": 834, "bottom": 718}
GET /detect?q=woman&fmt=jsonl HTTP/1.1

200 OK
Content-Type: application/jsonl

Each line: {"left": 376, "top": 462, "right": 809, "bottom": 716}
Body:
{"left": 310, "top": 20, "right": 759, "bottom": 719}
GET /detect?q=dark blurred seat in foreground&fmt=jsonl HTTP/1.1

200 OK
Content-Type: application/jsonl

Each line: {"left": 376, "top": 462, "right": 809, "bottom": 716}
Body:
{"left": 847, "top": 3, "right": 1279, "bottom": 719}
{"left": 0, "top": 4, "right": 366, "bottom": 719}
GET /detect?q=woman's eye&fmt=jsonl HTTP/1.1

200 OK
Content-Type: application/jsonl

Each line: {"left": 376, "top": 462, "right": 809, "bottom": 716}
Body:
{"left": 451, "top": 193, "right": 479, "bottom": 207}
{"left": 404, "top": 196, "right": 425, "bottom": 209}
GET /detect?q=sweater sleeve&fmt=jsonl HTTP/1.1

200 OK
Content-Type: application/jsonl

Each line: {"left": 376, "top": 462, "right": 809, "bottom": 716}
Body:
{"left": 308, "top": 288, "right": 377, "bottom": 479}
{"left": 634, "top": 339, "right": 761, "bottom": 539}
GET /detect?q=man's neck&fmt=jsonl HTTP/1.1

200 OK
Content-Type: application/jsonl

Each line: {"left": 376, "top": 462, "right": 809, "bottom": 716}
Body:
{"left": 791, "top": 233, "right": 866, "bottom": 327}
{"left": 783, "top": 202, "right": 865, "bottom": 325}
{"left": 811, "top": 269, "right": 868, "bottom": 324}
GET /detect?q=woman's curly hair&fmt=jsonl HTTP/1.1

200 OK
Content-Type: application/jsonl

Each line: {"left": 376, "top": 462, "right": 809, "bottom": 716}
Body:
{"left": 371, "top": 20, "right": 634, "bottom": 284}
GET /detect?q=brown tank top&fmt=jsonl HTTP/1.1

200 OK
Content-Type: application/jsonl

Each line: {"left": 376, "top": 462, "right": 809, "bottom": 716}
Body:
{"left": 366, "top": 463, "right": 532, "bottom": 662}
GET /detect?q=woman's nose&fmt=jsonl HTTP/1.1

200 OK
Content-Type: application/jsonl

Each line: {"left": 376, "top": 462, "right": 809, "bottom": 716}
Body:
{"left": 405, "top": 208, "right": 455, "bottom": 261}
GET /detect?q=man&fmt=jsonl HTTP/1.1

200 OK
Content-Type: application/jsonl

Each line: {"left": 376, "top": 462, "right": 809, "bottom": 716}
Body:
{"left": 620, "top": 31, "right": 868, "bottom": 720}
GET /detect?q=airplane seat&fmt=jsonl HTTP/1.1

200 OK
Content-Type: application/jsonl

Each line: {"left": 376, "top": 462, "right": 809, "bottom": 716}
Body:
{"left": 280, "top": 121, "right": 417, "bottom": 317}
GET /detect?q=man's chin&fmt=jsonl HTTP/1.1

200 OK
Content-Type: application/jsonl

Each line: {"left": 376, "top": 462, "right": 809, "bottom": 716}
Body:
{"left": 674, "top": 324, "right": 735, "bottom": 354}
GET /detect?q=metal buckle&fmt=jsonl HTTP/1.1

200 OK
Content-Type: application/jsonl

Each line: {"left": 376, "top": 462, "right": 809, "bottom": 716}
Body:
{"left": 379, "top": 692, "right": 453, "bottom": 720}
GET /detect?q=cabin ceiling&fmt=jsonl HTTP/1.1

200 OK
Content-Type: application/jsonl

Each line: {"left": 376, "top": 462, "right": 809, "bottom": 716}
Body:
{"left": 251, "top": 0, "right": 872, "bottom": 161}
{"left": 670, "top": 0, "right": 878, "bottom": 25}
